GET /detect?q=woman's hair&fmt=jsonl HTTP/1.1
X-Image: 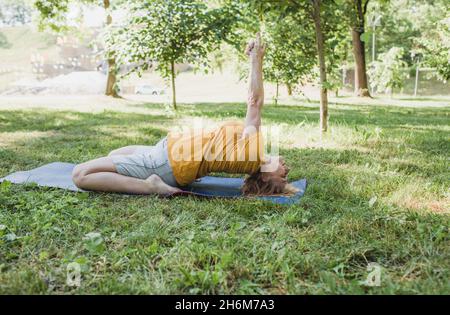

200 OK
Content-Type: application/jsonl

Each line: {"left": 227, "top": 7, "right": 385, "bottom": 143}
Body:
{"left": 241, "top": 170, "right": 299, "bottom": 196}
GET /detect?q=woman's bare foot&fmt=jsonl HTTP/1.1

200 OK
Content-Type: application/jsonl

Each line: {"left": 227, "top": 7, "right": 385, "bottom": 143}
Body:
{"left": 145, "top": 174, "right": 181, "bottom": 195}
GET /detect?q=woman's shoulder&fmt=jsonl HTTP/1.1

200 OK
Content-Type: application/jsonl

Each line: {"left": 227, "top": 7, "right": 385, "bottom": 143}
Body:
{"left": 219, "top": 120, "right": 244, "bottom": 128}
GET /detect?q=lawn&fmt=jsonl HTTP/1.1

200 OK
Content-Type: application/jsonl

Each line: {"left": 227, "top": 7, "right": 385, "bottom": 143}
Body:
{"left": 0, "top": 100, "right": 449, "bottom": 294}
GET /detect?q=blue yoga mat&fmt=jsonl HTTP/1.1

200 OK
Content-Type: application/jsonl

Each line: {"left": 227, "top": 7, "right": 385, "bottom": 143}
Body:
{"left": 0, "top": 162, "right": 307, "bottom": 205}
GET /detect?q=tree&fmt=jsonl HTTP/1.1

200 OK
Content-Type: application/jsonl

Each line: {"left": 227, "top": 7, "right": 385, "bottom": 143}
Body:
{"left": 0, "top": 0, "right": 32, "bottom": 26}
{"left": 370, "top": 0, "right": 447, "bottom": 64}
{"left": 34, "top": 0, "right": 120, "bottom": 97}
{"left": 289, "top": 0, "right": 346, "bottom": 132}
{"left": 102, "top": 0, "right": 118, "bottom": 97}
{"left": 367, "top": 1, "right": 417, "bottom": 65}
{"left": 417, "top": 12, "right": 450, "bottom": 82}
{"left": 364, "top": 0, "right": 449, "bottom": 86}
{"left": 229, "top": 0, "right": 346, "bottom": 133}
{"left": 262, "top": 11, "right": 316, "bottom": 105}
{"left": 368, "top": 47, "right": 409, "bottom": 96}
{"left": 111, "top": 0, "right": 233, "bottom": 109}
{"left": 310, "top": 0, "right": 329, "bottom": 132}
{"left": 347, "top": 0, "right": 371, "bottom": 97}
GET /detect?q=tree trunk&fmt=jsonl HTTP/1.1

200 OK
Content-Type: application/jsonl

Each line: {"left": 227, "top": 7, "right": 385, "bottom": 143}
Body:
{"left": 414, "top": 63, "right": 420, "bottom": 97}
{"left": 287, "top": 83, "right": 292, "bottom": 96}
{"left": 104, "top": 0, "right": 118, "bottom": 97}
{"left": 275, "top": 80, "right": 279, "bottom": 105}
{"left": 352, "top": 29, "right": 370, "bottom": 97}
{"left": 105, "top": 58, "right": 118, "bottom": 97}
{"left": 311, "top": 0, "right": 328, "bottom": 133}
{"left": 351, "top": 0, "right": 371, "bottom": 97}
{"left": 171, "top": 60, "right": 177, "bottom": 110}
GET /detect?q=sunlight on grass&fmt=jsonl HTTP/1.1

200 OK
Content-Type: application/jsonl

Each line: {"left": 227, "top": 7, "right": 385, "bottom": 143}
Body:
{"left": 0, "top": 130, "right": 56, "bottom": 147}
{"left": 386, "top": 180, "right": 449, "bottom": 214}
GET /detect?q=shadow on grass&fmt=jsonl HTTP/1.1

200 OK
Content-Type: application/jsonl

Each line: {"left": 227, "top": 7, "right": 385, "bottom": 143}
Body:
{"left": 395, "top": 97, "right": 450, "bottom": 102}
{"left": 0, "top": 109, "right": 172, "bottom": 133}
{"left": 0, "top": 109, "right": 173, "bottom": 174}
{"left": 132, "top": 102, "right": 450, "bottom": 128}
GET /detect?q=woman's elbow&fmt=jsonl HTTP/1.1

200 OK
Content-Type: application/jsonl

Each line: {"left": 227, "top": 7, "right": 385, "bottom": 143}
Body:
{"left": 247, "top": 95, "right": 263, "bottom": 108}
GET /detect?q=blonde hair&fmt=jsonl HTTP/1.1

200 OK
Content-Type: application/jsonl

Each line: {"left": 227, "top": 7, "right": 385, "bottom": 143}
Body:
{"left": 241, "top": 170, "right": 299, "bottom": 196}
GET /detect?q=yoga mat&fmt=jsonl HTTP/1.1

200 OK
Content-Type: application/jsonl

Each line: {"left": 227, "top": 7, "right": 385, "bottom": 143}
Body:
{"left": 0, "top": 162, "right": 307, "bottom": 205}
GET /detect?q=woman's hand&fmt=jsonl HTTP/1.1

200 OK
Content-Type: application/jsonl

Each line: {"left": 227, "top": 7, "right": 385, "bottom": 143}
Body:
{"left": 245, "top": 32, "right": 266, "bottom": 62}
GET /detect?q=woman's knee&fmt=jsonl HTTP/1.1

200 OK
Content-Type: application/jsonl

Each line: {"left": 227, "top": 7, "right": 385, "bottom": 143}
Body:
{"left": 72, "top": 157, "right": 117, "bottom": 188}
{"left": 72, "top": 164, "right": 87, "bottom": 187}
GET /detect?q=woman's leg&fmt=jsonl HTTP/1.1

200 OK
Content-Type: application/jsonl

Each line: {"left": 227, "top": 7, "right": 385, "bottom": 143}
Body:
{"left": 72, "top": 157, "right": 180, "bottom": 195}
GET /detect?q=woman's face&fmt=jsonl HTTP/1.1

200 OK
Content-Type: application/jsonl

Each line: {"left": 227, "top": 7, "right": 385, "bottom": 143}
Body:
{"left": 262, "top": 156, "right": 290, "bottom": 192}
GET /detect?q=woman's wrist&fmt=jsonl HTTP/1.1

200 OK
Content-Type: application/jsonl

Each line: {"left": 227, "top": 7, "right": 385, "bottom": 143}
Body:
{"left": 250, "top": 57, "right": 263, "bottom": 70}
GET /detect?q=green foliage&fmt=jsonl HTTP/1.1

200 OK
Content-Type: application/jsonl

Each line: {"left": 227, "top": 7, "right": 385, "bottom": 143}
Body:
{"left": 368, "top": 1, "right": 417, "bottom": 65}
{"left": 321, "top": 2, "right": 351, "bottom": 92}
{"left": 83, "top": 232, "right": 105, "bottom": 254}
{"left": 34, "top": 0, "right": 71, "bottom": 31}
{"left": 418, "top": 14, "right": 450, "bottom": 82}
{"left": 225, "top": 0, "right": 348, "bottom": 97}
{"left": 0, "top": 0, "right": 32, "bottom": 26}
{"left": 0, "top": 31, "right": 11, "bottom": 49}
{"left": 369, "top": 47, "right": 410, "bottom": 94}
{"left": 368, "top": 0, "right": 448, "bottom": 66}
{"left": 34, "top": 0, "right": 123, "bottom": 32}
{"left": 114, "top": 0, "right": 234, "bottom": 76}
{"left": 108, "top": 0, "right": 235, "bottom": 107}
{"left": 262, "top": 12, "right": 316, "bottom": 94}
{"left": 341, "top": 0, "right": 369, "bottom": 28}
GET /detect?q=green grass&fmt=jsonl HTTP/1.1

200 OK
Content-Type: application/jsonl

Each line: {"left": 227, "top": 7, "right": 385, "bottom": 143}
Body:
{"left": 0, "top": 101, "right": 449, "bottom": 294}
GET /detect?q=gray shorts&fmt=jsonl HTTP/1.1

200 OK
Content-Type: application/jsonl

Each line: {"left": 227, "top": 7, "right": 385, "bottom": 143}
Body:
{"left": 111, "top": 137, "right": 178, "bottom": 187}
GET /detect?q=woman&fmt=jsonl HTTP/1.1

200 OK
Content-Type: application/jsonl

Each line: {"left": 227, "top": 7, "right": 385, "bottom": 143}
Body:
{"left": 72, "top": 34, "right": 292, "bottom": 196}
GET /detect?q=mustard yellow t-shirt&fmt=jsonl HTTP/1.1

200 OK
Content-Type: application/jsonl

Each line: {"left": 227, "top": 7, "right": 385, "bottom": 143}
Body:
{"left": 167, "top": 121, "right": 264, "bottom": 186}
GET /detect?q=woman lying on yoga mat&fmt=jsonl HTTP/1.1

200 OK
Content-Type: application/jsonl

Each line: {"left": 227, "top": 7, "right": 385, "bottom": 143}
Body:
{"left": 72, "top": 33, "right": 294, "bottom": 196}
